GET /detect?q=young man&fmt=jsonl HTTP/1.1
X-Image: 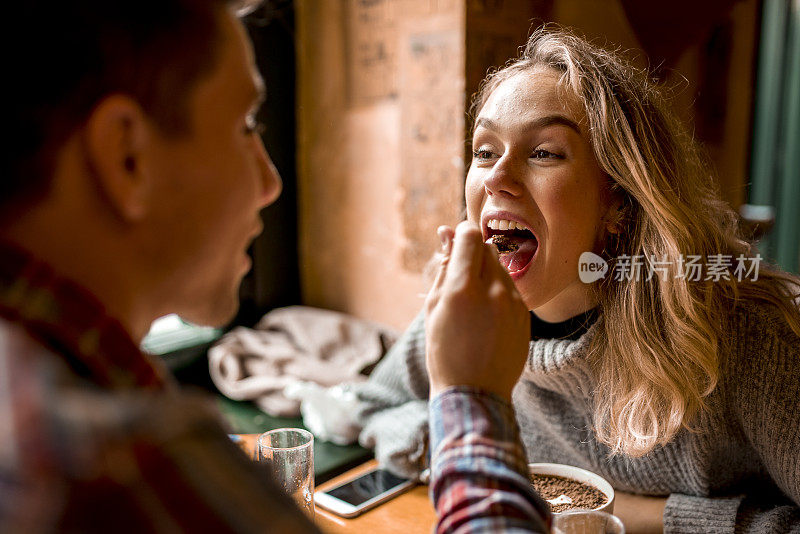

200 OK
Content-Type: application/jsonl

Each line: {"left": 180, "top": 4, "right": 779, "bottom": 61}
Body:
{"left": 1, "top": 1, "right": 318, "bottom": 531}
{"left": 1, "top": 1, "right": 549, "bottom": 532}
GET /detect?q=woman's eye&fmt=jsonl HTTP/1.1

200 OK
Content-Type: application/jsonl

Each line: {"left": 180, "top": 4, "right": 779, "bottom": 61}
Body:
{"left": 531, "top": 149, "right": 562, "bottom": 160}
{"left": 472, "top": 148, "right": 496, "bottom": 160}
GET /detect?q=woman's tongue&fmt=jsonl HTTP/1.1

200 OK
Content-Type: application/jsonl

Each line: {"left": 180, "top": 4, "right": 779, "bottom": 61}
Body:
{"left": 498, "top": 237, "right": 537, "bottom": 273}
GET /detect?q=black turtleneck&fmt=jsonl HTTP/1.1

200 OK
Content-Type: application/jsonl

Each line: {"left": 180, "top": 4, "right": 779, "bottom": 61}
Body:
{"left": 530, "top": 308, "right": 598, "bottom": 341}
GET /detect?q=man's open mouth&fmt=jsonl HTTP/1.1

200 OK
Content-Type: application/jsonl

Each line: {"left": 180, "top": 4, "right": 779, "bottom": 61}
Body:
{"left": 485, "top": 218, "right": 538, "bottom": 274}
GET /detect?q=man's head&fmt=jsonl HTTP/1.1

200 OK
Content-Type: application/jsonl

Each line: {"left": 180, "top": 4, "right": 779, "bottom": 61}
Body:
{"left": 3, "top": 0, "right": 281, "bottom": 338}
{"left": 6, "top": 0, "right": 245, "bottom": 209}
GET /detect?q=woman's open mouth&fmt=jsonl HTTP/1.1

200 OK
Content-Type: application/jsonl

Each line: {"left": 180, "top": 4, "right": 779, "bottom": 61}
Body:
{"left": 484, "top": 218, "right": 538, "bottom": 276}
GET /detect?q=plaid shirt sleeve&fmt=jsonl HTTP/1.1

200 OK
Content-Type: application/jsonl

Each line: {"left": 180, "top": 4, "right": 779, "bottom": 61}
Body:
{"left": 0, "top": 243, "right": 321, "bottom": 533}
{"left": 428, "top": 387, "right": 551, "bottom": 534}
{"left": 0, "top": 335, "right": 320, "bottom": 534}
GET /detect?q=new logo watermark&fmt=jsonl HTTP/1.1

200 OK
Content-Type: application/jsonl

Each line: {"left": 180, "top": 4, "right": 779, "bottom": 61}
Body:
{"left": 578, "top": 253, "right": 762, "bottom": 283}
{"left": 578, "top": 252, "right": 608, "bottom": 283}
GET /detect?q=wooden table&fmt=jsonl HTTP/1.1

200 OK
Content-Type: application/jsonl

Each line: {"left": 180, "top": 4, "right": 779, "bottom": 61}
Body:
{"left": 231, "top": 436, "right": 436, "bottom": 532}
{"left": 315, "top": 460, "right": 437, "bottom": 533}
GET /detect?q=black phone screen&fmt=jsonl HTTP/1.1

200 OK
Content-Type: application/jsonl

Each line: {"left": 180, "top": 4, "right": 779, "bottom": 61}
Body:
{"left": 326, "top": 469, "right": 410, "bottom": 506}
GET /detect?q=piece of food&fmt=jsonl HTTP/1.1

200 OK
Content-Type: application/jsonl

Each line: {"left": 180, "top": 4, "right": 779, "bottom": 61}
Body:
{"left": 491, "top": 234, "right": 520, "bottom": 253}
{"left": 485, "top": 218, "right": 538, "bottom": 273}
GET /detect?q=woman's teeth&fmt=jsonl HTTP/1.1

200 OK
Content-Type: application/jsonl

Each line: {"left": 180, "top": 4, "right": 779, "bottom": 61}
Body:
{"left": 487, "top": 218, "right": 529, "bottom": 232}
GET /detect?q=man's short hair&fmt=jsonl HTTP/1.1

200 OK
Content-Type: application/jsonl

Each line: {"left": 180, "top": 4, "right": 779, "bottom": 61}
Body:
{"left": 3, "top": 0, "right": 258, "bottom": 213}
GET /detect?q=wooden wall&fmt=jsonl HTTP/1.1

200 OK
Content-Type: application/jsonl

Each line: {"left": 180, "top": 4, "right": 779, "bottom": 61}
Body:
{"left": 296, "top": 0, "right": 466, "bottom": 329}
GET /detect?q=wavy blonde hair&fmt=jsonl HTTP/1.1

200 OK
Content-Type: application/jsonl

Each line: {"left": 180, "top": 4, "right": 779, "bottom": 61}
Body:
{"left": 471, "top": 26, "right": 800, "bottom": 456}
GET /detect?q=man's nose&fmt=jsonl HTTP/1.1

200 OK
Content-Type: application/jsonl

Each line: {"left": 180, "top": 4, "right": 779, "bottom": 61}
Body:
{"left": 482, "top": 155, "right": 524, "bottom": 198}
{"left": 254, "top": 138, "right": 282, "bottom": 208}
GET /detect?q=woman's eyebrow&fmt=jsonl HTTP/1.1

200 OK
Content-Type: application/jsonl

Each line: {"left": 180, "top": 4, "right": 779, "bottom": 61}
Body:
{"left": 475, "top": 115, "right": 580, "bottom": 134}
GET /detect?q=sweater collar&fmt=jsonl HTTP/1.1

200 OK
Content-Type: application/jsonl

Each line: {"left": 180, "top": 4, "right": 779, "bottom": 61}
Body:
{"left": 520, "top": 316, "right": 599, "bottom": 396}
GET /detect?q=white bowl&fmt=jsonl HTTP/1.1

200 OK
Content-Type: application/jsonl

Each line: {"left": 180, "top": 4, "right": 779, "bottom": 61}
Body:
{"left": 528, "top": 463, "right": 615, "bottom": 514}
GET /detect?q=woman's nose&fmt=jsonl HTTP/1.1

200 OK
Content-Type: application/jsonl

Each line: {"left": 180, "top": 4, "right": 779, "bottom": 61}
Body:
{"left": 482, "top": 155, "right": 524, "bottom": 198}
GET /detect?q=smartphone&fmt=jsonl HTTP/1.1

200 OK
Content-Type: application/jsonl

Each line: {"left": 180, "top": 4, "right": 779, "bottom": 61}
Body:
{"left": 314, "top": 467, "right": 417, "bottom": 517}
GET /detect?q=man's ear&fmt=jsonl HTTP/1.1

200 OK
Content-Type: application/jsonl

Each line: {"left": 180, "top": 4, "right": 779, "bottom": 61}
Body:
{"left": 82, "top": 95, "right": 153, "bottom": 222}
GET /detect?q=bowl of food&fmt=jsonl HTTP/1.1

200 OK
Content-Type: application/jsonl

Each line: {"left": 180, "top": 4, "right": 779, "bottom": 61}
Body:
{"left": 528, "top": 463, "right": 615, "bottom": 514}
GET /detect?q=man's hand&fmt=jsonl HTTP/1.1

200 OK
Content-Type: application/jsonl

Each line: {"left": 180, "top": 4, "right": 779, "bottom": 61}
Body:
{"left": 424, "top": 221, "right": 529, "bottom": 401}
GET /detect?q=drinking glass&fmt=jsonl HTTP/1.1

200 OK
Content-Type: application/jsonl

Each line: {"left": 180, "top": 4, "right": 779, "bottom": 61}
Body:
{"left": 552, "top": 510, "right": 625, "bottom": 534}
{"left": 257, "top": 428, "right": 315, "bottom": 519}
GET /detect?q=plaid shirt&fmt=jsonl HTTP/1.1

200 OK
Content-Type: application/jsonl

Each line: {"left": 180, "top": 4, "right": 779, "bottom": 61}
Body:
{"left": 429, "top": 387, "right": 552, "bottom": 533}
{"left": 0, "top": 241, "right": 318, "bottom": 533}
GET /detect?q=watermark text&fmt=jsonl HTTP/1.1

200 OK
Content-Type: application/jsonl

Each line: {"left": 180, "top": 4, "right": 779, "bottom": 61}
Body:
{"left": 578, "top": 253, "right": 761, "bottom": 283}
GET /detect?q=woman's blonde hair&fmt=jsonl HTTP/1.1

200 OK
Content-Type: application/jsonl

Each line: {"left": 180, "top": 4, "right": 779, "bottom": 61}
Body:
{"left": 471, "top": 26, "right": 800, "bottom": 456}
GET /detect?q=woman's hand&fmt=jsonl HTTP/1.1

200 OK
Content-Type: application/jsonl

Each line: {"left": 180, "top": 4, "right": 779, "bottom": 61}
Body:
{"left": 424, "top": 221, "right": 529, "bottom": 401}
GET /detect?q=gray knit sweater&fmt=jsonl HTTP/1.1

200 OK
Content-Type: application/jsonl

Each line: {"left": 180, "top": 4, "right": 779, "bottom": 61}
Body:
{"left": 351, "top": 302, "right": 800, "bottom": 533}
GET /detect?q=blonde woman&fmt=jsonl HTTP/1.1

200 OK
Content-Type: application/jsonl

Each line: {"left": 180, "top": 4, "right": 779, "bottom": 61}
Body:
{"left": 349, "top": 27, "right": 800, "bottom": 532}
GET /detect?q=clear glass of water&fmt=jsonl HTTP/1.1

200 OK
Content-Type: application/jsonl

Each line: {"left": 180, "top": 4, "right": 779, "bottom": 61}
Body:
{"left": 552, "top": 510, "right": 625, "bottom": 534}
{"left": 257, "top": 428, "right": 315, "bottom": 519}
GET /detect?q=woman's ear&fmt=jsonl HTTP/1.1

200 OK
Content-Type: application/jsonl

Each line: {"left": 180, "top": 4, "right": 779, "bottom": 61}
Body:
{"left": 81, "top": 95, "right": 152, "bottom": 222}
{"left": 602, "top": 182, "right": 628, "bottom": 234}
{"left": 606, "top": 198, "right": 625, "bottom": 234}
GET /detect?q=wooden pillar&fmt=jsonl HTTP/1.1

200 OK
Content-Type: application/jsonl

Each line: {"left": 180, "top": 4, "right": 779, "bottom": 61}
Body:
{"left": 296, "top": 0, "right": 466, "bottom": 329}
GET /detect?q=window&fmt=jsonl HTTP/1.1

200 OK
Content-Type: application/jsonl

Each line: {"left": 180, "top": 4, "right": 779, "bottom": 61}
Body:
{"left": 748, "top": 0, "right": 800, "bottom": 272}
{"left": 141, "top": 314, "right": 221, "bottom": 355}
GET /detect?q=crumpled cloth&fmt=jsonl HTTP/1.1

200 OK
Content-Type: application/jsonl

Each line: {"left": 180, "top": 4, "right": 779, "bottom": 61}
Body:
{"left": 284, "top": 381, "right": 362, "bottom": 445}
{"left": 209, "top": 306, "right": 398, "bottom": 417}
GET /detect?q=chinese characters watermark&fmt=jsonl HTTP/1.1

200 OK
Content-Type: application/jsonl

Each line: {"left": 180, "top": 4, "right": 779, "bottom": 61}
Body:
{"left": 578, "top": 252, "right": 761, "bottom": 284}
